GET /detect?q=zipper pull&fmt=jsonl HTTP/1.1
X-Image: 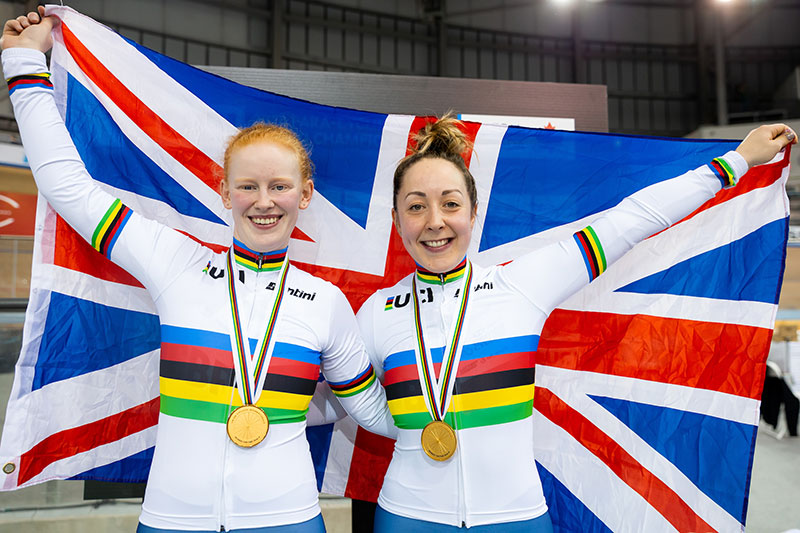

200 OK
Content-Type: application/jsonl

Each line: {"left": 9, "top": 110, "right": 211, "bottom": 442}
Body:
{"left": 257, "top": 255, "right": 263, "bottom": 269}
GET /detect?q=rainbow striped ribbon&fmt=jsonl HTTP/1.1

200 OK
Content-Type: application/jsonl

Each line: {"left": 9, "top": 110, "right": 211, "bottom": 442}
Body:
{"left": 226, "top": 249, "right": 289, "bottom": 405}
{"left": 411, "top": 261, "right": 473, "bottom": 422}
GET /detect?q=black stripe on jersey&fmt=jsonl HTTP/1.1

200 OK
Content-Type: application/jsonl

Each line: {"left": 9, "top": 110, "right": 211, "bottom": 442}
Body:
{"left": 385, "top": 367, "right": 535, "bottom": 402}
{"left": 262, "top": 374, "right": 318, "bottom": 396}
{"left": 160, "top": 359, "right": 235, "bottom": 386}
{"left": 453, "top": 367, "right": 534, "bottom": 395}
{"left": 384, "top": 379, "right": 423, "bottom": 402}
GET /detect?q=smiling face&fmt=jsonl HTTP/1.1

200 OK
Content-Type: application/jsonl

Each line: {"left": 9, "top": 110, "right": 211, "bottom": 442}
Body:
{"left": 220, "top": 140, "right": 313, "bottom": 252}
{"left": 393, "top": 157, "right": 476, "bottom": 273}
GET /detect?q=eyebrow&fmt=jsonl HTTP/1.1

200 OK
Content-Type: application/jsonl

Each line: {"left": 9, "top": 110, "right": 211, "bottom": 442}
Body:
{"left": 404, "top": 189, "right": 465, "bottom": 200}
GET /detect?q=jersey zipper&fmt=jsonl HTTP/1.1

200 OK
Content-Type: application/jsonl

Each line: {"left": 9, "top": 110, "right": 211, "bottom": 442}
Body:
{"left": 218, "top": 405, "right": 231, "bottom": 531}
{"left": 436, "top": 277, "right": 468, "bottom": 527}
{"left": 219, "top": 264, "right": 262, "bottom": 531}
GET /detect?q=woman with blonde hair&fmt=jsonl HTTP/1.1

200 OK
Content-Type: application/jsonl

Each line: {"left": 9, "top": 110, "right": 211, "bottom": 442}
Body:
{"left": 357, "top": 113, "right": 795, "bottom": 532}
{"left": 1, "top": 8, "right": 395, "bottom": 533}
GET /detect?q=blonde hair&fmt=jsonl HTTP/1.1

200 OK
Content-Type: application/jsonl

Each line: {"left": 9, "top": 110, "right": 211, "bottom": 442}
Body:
{"left": 393, "top": 112, "right": 477, "bottom": 210}
{"left": 222, "top": 123, "right": 313, "bottom": 184}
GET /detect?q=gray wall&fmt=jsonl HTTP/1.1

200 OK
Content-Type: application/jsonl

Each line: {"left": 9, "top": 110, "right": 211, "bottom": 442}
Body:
{"left": 0, "top": 0, "right": 798, "bottom": 136}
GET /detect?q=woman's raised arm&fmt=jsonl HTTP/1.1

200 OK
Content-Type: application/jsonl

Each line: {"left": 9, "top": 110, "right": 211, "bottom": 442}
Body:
{"left": 2, "top": 8, "right": 204, "bottom": 296}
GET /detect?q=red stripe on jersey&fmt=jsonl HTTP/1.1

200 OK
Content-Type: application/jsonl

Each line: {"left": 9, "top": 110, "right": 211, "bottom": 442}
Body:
{"left": 98, "top": 206, "right": 129, "bottom": 256}
{"left": 384, "top": 351, "right": 536, "bottom": 386}
{"left": 383, "top": 363, "right": 418, "bottom": 386}
{"left": 457, "top": 351, "right": 536, "bottom": 377}
{"left": 160, "top": 343, "right": 232, "bottom": 368}
{"left": 267, "top": 357, "right": 321, "bottom": 382}
{"left": 17, "top": 397, "right": 159, "bottom": 485}
{"left": 536, "top": 387, "right": 715, "bottom": 533}
{"left": 539, "top": 309, "right": 769, "bottom": 400}
{"left": 61, "top": 23, "right": 222, "bottom": 193}
{"left": 53, "top": 215, "right": 142, "bottom": 287}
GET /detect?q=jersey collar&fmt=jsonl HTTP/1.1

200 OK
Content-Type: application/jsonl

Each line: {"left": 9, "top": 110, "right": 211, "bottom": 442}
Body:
{"left": 230, "top": 238, "right": 287, "bottom": 272}
{"left": 415, "top": 257, "right": 468, "bottom": 285}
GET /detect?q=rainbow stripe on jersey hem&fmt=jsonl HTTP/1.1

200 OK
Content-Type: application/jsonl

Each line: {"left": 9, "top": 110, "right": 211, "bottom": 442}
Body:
{"left": 231, "top": 239, "right": 287, "bottom": 272}
{"left": 707, "top": 156, "right": 737, "bottom": 189}
{"left": 415, "top": 257, "right": 468, "bottom": 285}
{"left": 91, "top": 199, "right": 132, "bottom": 257}
{"left": 573, "top": 226, "right": 606, "bottom": 281}
{"left": 6, "top": 73, "right": 53, "bottom": 95}
{"left": 328, "top": 365, "right": 377, "bottom": 398}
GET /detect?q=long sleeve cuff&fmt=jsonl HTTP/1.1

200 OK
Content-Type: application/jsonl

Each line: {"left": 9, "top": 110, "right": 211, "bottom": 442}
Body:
{"left": 709, "top": 150, "right": 748, "bottom": 189}
{"left": 2, "top": 48, "right": 51, "bottom": 96}
{"left": 2, "top": 47, "right": 48, "bottom": 77}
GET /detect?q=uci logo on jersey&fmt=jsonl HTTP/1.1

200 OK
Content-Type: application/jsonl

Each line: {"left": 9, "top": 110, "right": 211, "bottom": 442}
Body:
{"left": 385, "top": 288, "right": 437, "bottom": 310}
{"left": 385, "top": 294, "right": 409, "bottom": 311}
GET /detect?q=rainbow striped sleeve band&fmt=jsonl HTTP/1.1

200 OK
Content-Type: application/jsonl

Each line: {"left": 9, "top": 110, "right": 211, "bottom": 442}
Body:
{"left": 707, "top": 156, "right": 738, "bottom": 189}
{"left": 91, "top": 198, "right": 133, "bottom": 257}
{"left": 328, "top": 365, "right": 377, "bottom": 398}
{"left": 6, "top": 73, "right": 53, "bottom": 96}
{"left": 573, "top": 225, "right": 607, "bottom": 281}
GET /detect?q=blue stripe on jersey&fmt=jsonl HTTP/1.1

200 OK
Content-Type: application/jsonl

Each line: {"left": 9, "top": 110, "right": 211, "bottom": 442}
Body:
{"left": 121, "top": 37, "right": 384, "bottom": 230}
{"left": 383, "top": 335, "right": 539, "bottom": 372}
{"left": 273, "top": 343, "right": 322, "bottom": 365}
{"left": 65, "top": 74, "right": 225, "bottom": 225}
{"left": 573, "top": 232, "right": 596, "bottom": 280}
{"left": 160, "top": 325, "right": 256, "bottom": 354}
{"left": 480, "top": 127, "right": 738, "bottom": 252}
{"left": 160, "top": 324, "right": 320, "bottom": 363}
{"left": 161, "top": 324, "right": 230, "bottom": 351}
{"left": 615, "top": 217, "right": 787, "bottom": 304}
{"left": 33, "top": 292, "right": 160, "bottom": 391}
{"left": 706, "top": 162, "right": 728, "bottom": 188}
{"left": 590, "top": 395, "right": 753, "bottom": 524}
{"left": 326, "top": 364, "right": 372, "bottom": 387}
{"left": 105, "top": 207, "right": 133, "bottom": 257}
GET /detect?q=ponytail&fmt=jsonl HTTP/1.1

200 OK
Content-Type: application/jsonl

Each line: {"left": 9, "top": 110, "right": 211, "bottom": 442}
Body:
{"left": 393, "top": 112, "right": 478, "bottom": 211}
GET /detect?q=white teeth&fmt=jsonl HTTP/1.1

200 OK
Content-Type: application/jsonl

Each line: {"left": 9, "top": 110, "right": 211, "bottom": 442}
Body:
{"left": 252, "top": 216, "right": 278, "bottom": 225}
{"left": 425, "top": 239, "right": 449, "bottom": 248}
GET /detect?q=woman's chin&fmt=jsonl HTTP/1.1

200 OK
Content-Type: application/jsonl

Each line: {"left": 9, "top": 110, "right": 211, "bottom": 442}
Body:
{"left": 415, "top": 254, "right": 462, "bottom": 274}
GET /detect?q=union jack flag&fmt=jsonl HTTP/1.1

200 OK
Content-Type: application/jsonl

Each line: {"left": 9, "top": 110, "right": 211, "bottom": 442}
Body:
{"left": 0, "top": 6, "right": 789, "bottom": 532}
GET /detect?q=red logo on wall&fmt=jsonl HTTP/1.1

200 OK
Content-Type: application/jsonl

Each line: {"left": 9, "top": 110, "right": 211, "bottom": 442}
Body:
{"left": 0, "top": 192, "right": 37, "bottom": 237}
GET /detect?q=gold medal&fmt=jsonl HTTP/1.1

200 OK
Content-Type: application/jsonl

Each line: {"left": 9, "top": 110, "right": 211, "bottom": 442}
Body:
{"left": 226, "top": 404, "right": 269, "bottom": 448}
{"left": 225, "top": 250, "right": 288, "bottom": 448}
{"left": 421, "top": 420, "right": 457, "bottom": 461}
{"left": 411, "top": 262, "right": 471, "bottom": 462}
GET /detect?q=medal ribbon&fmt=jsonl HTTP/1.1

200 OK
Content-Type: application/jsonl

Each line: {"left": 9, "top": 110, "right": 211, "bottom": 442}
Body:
{"left": 227, "top": 250, "right": 289, "bottom": 405}
{"left": 411, "top": 261, "right": 472, "bottom": 421}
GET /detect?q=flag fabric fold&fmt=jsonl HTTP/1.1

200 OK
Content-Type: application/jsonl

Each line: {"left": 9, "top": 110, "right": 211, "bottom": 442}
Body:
{"left": 0, "top": 6, "right": 789, "bottom": 532}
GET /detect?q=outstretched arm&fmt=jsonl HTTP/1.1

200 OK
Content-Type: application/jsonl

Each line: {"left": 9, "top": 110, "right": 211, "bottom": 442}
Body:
{"left": 2, "top": 8, "right": 203, "bottom": 295}
{"left": 503, "top": 124, "right": 796, "bottom": 314}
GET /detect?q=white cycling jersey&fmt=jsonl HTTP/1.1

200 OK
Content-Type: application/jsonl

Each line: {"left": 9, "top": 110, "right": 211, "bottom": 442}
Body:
{"left": 357, "top": 141, "right": 748, "bottom": 527}
{"left": 4, "top": 48, "right": 396, "bottom": 532}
